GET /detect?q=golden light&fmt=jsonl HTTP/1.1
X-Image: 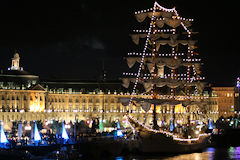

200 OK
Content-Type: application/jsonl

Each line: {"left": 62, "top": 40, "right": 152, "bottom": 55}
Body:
{"left": 174, "top": 104, "right": 185, "bottom": 113}
{"left": 29, "top": 93, "right": 44, "bottom": 112}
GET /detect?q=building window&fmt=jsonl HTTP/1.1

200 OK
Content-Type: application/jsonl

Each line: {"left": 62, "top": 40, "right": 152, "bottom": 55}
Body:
{"left": 111, "top": 99, "right": 114, "bottom": 103}
{"left": 89, "top": 99, "right": 92, "bottom": 103}
{"left": 96, "top": 99, "right": 100, "bottom": 103}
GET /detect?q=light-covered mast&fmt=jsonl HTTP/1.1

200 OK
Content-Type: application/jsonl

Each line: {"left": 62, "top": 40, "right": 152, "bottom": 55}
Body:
{"left": 121, "top": 1, "right": 207, "bottom": 131}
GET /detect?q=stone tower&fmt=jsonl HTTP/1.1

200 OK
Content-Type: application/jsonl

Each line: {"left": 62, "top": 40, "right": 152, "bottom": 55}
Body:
{"left": 11, "top": 53, "right": 20, "bottom": 70}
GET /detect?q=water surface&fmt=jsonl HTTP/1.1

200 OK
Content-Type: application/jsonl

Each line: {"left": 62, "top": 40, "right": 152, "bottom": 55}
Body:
{"left": 116, "top": 147, "right": 240, "bottom": 160}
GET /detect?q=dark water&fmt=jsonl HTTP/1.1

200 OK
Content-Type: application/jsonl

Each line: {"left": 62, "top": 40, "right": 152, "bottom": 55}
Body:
{"left": 115, "top": 147, "right": 240, "bottom": 160}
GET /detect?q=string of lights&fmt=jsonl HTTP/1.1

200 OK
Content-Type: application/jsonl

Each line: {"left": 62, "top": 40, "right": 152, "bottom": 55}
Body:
{"left": 133, "top": 29, "right": 175, "bottom": 33}
{"left": 127, "top": 1, "right": 206, "bottom": 125}
{"left": 128, "top": 115, "right": 210, "bottom": 142}
{"left": 128, "top": 2, "right": 158, "bottom": 106}
{"left": 128, "top": 52, "right": 185, "bottom": 56}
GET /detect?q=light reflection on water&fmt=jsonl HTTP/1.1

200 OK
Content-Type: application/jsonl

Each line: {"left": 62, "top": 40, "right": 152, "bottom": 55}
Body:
{"left": 116, "top": 147, "right": 240, "bottom": 160}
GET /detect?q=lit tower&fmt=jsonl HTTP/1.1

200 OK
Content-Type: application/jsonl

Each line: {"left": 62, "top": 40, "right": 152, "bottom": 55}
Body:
{"left": 10, "top": 52, "right": 21, "bottom": 70}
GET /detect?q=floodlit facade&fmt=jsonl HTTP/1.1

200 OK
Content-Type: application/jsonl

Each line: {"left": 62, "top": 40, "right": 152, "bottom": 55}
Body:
{"left": 0, "top": 53, "right": 219, "bottom": 129}
{"left": 212, "top": 87, "right": 239, "bottom": 117}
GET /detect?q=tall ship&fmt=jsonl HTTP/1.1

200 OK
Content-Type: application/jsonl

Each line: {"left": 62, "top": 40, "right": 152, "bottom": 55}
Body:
{"left": 120, "top": 1, "right": 211, "bottom": 153}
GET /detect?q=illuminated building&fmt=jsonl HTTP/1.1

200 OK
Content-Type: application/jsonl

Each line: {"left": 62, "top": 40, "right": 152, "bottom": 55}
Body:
{"left": 0, "top": 53, "right": 39, "bottom": 89}
{"left": 212, "top": 87, "right": 239, "bottom": 117}
{"left": 0, "top": 53, "right": 218, "bottom": 129}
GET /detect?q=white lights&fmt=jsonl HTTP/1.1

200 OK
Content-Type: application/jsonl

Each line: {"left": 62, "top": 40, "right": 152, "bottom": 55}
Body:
{"left": 125, "top": 1, "right": 205, "bottom": 118}
{"left": 65, "top": 124, "right": 71, "bottom": 129}
{"left": 128, "top": 2, "right": 158, "bottom": 105}
{"left": 128, "top": 115, "right": 209, "bottom": 142}
{"left": 128, "top": 52, "right": 185, "bottom": 57}
{"left": 24, "top": 126, "right": 31, "bottom": 131}
{"left": 133, "top": 29, "right": 175, "bottom": 33}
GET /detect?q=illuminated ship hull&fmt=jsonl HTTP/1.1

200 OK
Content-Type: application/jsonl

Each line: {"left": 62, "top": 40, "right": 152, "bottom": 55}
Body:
{"left": 128, "top": 116, "right": 210, "bottom": 153}
{"left": 138, "top": 130, "right": 209, "bottom": 153}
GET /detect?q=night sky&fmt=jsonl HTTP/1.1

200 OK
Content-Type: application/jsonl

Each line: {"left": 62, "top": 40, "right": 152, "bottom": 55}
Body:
{"left": 0, "top": 1, "right": 238, "bottom": 86}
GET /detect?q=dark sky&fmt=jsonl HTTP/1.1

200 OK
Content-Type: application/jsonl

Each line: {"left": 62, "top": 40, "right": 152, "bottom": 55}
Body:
{"left": 0, "top": 1, "right": 238, "bottom": 86}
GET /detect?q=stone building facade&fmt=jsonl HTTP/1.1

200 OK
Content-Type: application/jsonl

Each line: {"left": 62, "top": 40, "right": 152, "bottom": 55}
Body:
{"left": 212, "top": 87, "right": 239, "bottom": 117}
{"left": 0, "top": 87, "right": 219, "bottom": 127}
{"left": 0, "top": 53, "right": 219, "bottom": 129}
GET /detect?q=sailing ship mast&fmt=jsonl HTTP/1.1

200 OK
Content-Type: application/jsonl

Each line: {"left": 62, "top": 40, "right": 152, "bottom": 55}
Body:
{"left": 121, "top": 1, "right": 207, "bottom": 132}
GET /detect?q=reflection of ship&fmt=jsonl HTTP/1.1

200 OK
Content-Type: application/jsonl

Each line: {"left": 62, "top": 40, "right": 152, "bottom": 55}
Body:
{"left": 119, "top": 1, "right": 211, "bottom": 153}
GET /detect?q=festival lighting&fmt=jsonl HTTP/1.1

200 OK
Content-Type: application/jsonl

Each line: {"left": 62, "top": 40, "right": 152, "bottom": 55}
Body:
{"left": 208, "top": 119, "right": 213, "bottom": 130}
{"left": 128, "top": 2, "right": 158, "bottom": 105}
{"left": 128, "top": 115, "right": 210, "bottom": 142}
{"left": 61, "top": 122, "right": 69, "bottom": 140}
{"left": 127, "top": 1, "right": 199, "bottom": 105}
{"left": 237, "top": 77, "right": 240, "bottom": 88}
{"left": 34, "top": 122, "right": 41, "bottom": 142}
{"left": 0, "top": 124, "right": 8, "bottom": 143}
{"left": 24, "top": 126, "right": 31, "bottom": 131}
